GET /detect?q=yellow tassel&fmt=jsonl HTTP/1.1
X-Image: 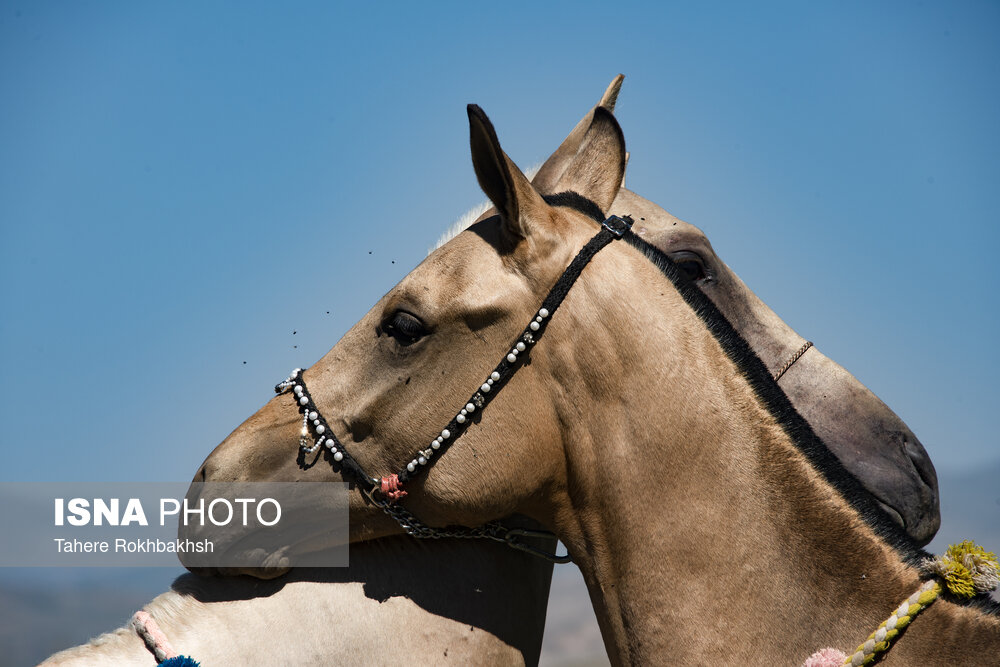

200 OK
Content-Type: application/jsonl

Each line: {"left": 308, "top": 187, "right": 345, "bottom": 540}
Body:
{"left": 922, "top": 541, "right": 999, "bottom": 599}
{"left": 833, "top": 541, "right": 998, "bottom": 666}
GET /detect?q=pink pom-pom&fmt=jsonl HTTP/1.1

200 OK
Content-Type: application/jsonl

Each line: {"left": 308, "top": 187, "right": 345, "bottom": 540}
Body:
{"left": 801, "top": 647, "right": 847, "bottom": 667}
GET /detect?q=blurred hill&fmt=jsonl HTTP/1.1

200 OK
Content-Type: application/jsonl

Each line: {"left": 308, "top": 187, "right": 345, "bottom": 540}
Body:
{"left": 2, "top": 462, "right": 997, "bottom": 666}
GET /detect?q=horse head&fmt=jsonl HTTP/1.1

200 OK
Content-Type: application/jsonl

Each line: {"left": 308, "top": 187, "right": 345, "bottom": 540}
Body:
{"left": 196, "top": 105, "right": 630, "bottom": 549}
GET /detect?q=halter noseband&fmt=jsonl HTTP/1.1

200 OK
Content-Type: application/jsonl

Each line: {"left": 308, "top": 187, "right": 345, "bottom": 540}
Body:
{"left": 275, "top": 214, "right": 635, "bottom": 563}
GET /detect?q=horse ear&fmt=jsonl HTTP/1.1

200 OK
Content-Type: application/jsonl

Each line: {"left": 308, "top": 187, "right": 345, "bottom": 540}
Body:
{"left": 467, "top": 104, "right": 548, "bottom": 240}
{"left": 549, "top": 106, "right": 626, "bottom": 213}
{"left": 532, "top": 74, "right": 624, "bottom": 194}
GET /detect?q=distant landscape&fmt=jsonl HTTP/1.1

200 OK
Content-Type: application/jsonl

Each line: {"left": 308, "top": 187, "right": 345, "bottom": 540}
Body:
{"left": 2, "top": 462, "right": 997, "bottom": 667}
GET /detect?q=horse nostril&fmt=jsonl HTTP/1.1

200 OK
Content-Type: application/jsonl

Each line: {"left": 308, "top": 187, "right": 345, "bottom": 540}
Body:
{"left": 902, "top": 436, "right": 938, "bottom": 492}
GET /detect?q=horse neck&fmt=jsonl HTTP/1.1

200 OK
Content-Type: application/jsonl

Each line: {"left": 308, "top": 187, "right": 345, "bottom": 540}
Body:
{"left": 43, "top": 536, "right": 553, "bottom": 665}
{"left": 539, "top": 247, "right": 999, "bottom": 665}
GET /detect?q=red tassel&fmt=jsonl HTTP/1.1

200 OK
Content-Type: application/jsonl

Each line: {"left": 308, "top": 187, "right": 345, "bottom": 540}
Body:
{"left": 380, "top": 474, "right": 407, "bottom": 502}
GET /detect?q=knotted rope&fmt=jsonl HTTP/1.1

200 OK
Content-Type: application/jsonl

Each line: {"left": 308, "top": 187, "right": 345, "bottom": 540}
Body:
{"left": 801, "top": 541, "right": 999, "bottom": 667}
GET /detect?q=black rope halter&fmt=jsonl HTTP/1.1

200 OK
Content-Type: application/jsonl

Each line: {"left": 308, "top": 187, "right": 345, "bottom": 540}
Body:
{"left": 275, "top": 215, "right": 634, "bottom": 563}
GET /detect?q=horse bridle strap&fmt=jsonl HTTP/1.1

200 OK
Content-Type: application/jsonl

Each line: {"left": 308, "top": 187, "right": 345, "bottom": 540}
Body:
{"left": 275, "top": 215, "right": 634, "bottom": 563}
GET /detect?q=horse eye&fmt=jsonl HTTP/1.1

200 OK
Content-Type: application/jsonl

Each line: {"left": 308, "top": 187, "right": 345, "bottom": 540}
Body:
{"left": 669, "top": 252, "right": 708, "bottom": 282}
{"left": 381, "top": 310, "right": 428, "bottom": 346}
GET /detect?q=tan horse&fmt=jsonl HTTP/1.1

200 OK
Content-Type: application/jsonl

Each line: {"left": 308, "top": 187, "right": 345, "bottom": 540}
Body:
{"left": 199, "top": 100, "right": 998, "bottom": 664}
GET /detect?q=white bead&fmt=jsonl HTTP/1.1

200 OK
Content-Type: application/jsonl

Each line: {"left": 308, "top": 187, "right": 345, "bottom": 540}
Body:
{"left": 480, "top": 383, "right": 490, "bottom": 392}
{"left": 326, "top": 439, "right": 336, "bottom": 449}
{"left": 418, "top": 456, "right": 426, "bottom": 465}
{"left": 309, "top": 411, "right": 317, "bottom": 420}
{"left": 486, "top": 378, "right": 493, "bottom": 385}
{"left": 316, "top": 424, "right": 325, "bottom": 434}
{"left": 535, "top": 316, "right": 543, "bottom": 323}
{"left": 313, "top": 419, "right": 320, "bottom": 426}
{"left": 539, "top": 308, "right": 549, "bottom": 318}
{"left": 507, "top": 353, "right": 516, "bottom": 363}
{"left": 529, "top": 321, "right": 540, "bottom": 331}
{"left": 436, "top": 436, "right": 443, "bottom": 444}
{"left": 431, "top": 440, "right": 440, "bottom": 449}
{"left": 460, "top": 409, "right": 467, "bottom": 416}
{"left": 456, "top": 414, "right": 466, "bottom": 423}
{"left": 516, "top": 342, "right": 526, "bottom": 352}
{"left": 441, "top": 429, "right": 450, "bottom": 439}
{"left": 333, "top": 451, "right": 344, "bottom": 462}
{"left": 299, "top": 396, "right": 309, "bottom": 405}
{"left": 490, "top": 371, "right": 500, "bottom": 381}
{"left": 406, "top": 462, "right": 415, "bottom": 472}
{"left": 466, "top": 403, "right": 475, "bottom": 412}
{"left": 294, "top": 385, "right": 303, "bottom": 394}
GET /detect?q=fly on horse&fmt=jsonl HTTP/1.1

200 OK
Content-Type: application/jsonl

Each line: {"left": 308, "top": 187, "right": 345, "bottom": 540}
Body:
{"left": 194, "top": 90, "right": 997, "bottom": 663}
{"left": 41, "top": 80, "right": 976, "bottom": 664}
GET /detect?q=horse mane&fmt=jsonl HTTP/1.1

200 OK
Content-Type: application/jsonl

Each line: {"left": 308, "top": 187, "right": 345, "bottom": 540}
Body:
{"left": 614, "top": 232, "right": 1000, "bottom": 616}
{"left": 141, "top": 584, "right": 203, "bottom": 633}
{"left": 623, "top": 232, "right": 927, "bottom": 551}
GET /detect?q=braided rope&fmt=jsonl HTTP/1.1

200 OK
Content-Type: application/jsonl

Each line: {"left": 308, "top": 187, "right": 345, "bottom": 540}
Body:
{"left": 773, "top": 340, "right": 813, "bottom": 382}
{"left": 842, "top": 580, "right": 941, "bottom": 666}
{"left": 132, "top": 610, "right": 180, "bottom": 663}
{"left": 801, "top": 541, "right": 998, "bottom": 667}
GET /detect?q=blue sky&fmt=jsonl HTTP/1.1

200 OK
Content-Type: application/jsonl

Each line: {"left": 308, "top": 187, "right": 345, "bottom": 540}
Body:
{"left": 1, "top": 0, "right": 997, "bottom": 491}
